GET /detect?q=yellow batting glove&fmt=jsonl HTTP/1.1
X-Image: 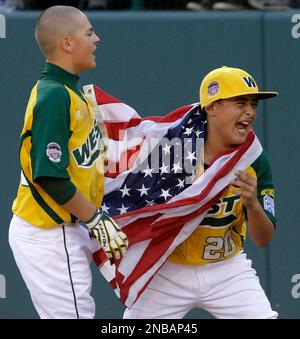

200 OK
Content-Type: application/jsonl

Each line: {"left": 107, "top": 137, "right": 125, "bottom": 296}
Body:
{"left": 81, "top": 210, "right": 128, "bottom": 260}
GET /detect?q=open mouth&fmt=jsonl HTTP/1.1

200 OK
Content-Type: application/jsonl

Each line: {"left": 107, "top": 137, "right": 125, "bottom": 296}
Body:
{"left": 235, "top": 121, "right": 251, "bottom": 134}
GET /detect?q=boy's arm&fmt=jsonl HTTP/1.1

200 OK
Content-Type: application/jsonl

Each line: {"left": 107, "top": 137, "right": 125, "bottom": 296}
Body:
{"left": 230, "top": 170, "right": 275, "bottom": 247}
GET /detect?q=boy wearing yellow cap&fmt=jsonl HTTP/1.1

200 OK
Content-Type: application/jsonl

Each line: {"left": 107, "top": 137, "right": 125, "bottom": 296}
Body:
{"left": 123, "top": 66, "right": 278, "bottom": 319}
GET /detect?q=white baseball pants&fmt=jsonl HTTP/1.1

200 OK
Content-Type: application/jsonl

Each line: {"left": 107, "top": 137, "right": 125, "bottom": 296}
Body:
{"left": 123, "top": 252, "right": 278, "bottom": 319}
{"left": 9, "top": 215, "right": 100, "bottom": 319}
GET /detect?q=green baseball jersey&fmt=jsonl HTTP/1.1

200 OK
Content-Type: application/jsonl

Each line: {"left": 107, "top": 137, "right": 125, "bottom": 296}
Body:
{"left": 168, "top": 150, "right": 276, "bottom": 265}
{"left": 12, "top": 63, "right": 105, "bottom": 228}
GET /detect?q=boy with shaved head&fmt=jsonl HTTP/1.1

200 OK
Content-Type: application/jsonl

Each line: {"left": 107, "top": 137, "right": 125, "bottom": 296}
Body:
{"left": 9, "top": 6, "right": 128, "bottom": 319}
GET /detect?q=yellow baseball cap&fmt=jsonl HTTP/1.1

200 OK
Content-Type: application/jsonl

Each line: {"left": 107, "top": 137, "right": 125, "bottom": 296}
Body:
{"left": 199, "top": 66, "right": 278, "bottom": 108}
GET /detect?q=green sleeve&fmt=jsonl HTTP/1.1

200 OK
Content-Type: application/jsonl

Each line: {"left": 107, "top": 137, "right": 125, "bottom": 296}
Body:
{"left": 36, "top": 177, "right": 76, "bottom": 205}
{"left": 251, "top": 150, "right": 276, "bottom": 226}
{"left": 31, "top": 82, "right": 71, "bottom": 181}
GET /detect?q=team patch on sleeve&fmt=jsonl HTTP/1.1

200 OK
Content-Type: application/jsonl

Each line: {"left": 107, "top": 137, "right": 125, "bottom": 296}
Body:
{"left": 261, "top": 188, "right": 274, "bottom": 198}
{"left": 46, "top": 142, "right": 62, "bottom": 163}
{"left": 263, "top": 195, "right": 275, "bottom": 216}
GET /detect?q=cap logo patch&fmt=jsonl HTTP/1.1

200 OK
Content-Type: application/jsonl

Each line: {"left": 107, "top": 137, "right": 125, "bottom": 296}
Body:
{"left": 46, "top": 142, "right": 62, "bottom": 163}
{"left": 243, "top": 76, "right": 257, "bottom": 88}
{"left": 208, "top": 81, "right": 219, "bottom": 96}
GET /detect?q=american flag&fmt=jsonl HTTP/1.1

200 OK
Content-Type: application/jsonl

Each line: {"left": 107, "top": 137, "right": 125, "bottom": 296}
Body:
{"left": 83, "top": 85, "right": 262, "bottom": 308}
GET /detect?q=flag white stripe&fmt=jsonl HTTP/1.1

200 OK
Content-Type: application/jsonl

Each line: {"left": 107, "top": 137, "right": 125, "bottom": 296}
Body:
{"left": 100, "top": 103, "right": 140, "bottom": 122}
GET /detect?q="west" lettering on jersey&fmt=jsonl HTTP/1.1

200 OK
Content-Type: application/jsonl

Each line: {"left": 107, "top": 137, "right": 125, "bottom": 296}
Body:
{"left": 72, "top": 120, "right": 101, "bottom": 168}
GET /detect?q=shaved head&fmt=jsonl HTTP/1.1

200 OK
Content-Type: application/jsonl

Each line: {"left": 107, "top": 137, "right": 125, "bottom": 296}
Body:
{"left": 35, "top": 6, "right": 86, "bottom": 57}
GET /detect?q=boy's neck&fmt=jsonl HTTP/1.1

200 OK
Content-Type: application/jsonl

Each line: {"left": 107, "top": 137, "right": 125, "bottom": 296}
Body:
{"left": 46, "top": 56, "right": 78, "bottom": 76}
{"left": 204, "top": 134, "right": 230, "bottom": 165}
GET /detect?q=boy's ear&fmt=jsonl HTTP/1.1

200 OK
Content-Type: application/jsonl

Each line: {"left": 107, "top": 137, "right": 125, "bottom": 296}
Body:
{"left": 204, "top": 102, "right": 216, "bottom": 117}
{"left": 59, "top": 36, "right": 73, "bottom": 52}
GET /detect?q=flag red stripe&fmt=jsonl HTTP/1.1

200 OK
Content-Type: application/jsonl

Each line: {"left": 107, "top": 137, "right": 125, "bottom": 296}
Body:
{"left": 119, "top": 225, "right": 183, "bottom": 304}
{"left": 103, "top": 104, "right": 194, "bottom": 141}
{"left": 104, "top": 119, "right": 142, "bottom": 140}
{"left": 94, "top": 86, "right": 122, "bottom": 104}
{"left": 93, "top": 249, "right": 108, "bottom": 267}
{"left": 104, "top": 144, "right": 142, "bottom": 178}
{"left": 121, "top": 214, "right": 163, "bottom": 243}
{"left": 109, "top": 278, "right": 117, "bottom": 289}
{"left": 144, "top": 104, "right": 194, "bottom": 123}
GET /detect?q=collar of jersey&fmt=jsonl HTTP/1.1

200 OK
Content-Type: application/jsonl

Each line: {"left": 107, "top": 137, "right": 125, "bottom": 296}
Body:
{"left": 41, "top": 63, "right": 80, "bottom": 93}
